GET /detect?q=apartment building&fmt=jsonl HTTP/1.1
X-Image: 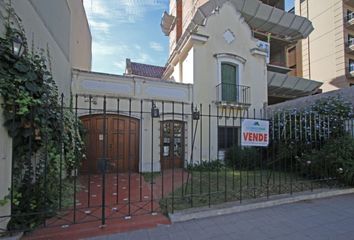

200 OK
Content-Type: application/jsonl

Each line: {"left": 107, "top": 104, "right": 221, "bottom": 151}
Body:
{"left": 295, "top": 0, "right": 354, "bottom": 91}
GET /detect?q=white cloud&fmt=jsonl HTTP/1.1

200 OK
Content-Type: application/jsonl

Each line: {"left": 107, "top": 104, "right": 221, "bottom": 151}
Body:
{"left": 117, "top": 0, "right": 166, "bottom": 23}
{"left": 88, "top": 20, "right": 111, "bottom": 34}
{"left": 84, "top": 0, "right": 167, "bottom": 24}
{"left": 83, "top": 0, "right": 110, "bottom": 18}
{"left": 92, "top": 41, "right": 129, "bottom": 56}
{"left": 113, "top": 60, "right": 126, "bottom": 72}
{"left": 149, "top": 41, "right": 164, "bottom": 52}
{"left": 136, "top": 53, "right": 152, "bottom": 63}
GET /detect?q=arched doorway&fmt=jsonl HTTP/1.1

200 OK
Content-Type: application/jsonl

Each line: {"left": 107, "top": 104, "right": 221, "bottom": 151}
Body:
{"left": 80, "top": 114, "right": 140, "bottom": 174}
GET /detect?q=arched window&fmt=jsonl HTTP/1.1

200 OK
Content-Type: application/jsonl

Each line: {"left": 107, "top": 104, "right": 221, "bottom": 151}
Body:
{"left": 215, "top": 53, "right": 246, "bottom": 103}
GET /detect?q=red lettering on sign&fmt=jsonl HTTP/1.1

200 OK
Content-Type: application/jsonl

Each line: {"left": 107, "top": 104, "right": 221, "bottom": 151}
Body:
{"left": 243, "top": 132, "right": 268, "bottom": 142}
{"left": 259, "top": 134, "right": 263, "bottom": 141}
{"left": 243, "top": 132, "right": 249, "bottom": 141}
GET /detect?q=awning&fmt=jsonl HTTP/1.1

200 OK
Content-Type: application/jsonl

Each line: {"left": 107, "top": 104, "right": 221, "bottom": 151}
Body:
{"left": 268, "top": 71, "right": 322, "bottom": 98}
{"left": 161, "top": 11, "right": 176, "bottom": 36}
{"left": 183, "top": 0, "right": 313, "bottom": 41}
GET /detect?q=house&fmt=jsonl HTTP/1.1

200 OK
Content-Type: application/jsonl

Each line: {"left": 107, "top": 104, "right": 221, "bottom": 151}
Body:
{"left": 0, "top": 0, "right": 91, "bottom": 231}
{"left": 161, "top": 0, "right": 324, "bottom": 105}
{"left": 72, "top": 0, "right": 323, "bottom": 175}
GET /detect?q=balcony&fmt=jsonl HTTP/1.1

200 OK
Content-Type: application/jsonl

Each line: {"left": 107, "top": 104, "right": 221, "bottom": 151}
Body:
{"left": 347, "top": 65, "right": 354, "bottom": 78}
{"left": 345, "top": 13, "right": 354, "bottom": 29}
{"left": 346, "top": 39, "right": 354, "bottom": 53}
{"left": 216, "top": 83, "right": 251, "bottom": 107}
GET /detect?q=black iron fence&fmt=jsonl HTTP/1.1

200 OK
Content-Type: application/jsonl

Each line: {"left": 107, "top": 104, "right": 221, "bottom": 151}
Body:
{"left": 0, "top": 95, "right": 353, "bottom": 234}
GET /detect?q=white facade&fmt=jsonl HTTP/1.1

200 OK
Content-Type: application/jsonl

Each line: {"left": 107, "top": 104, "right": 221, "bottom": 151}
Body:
{"left": 164, "top": 2, "right": 268, "bottom": 163}
{"left": 73, "top": 70, "right": 193, "bottom": 172}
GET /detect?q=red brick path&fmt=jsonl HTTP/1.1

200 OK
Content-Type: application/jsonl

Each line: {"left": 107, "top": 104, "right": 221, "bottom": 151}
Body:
{"left": 24, "top": 169, "right": 187, "bottom": 240}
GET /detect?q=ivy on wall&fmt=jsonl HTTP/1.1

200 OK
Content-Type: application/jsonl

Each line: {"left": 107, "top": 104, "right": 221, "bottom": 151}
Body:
{"left": 0, "top": 2, "right": 85, "bottom": 230}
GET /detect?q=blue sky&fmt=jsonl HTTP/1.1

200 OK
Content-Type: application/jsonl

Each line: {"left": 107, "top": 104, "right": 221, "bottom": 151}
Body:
{"left": 84, "top": 0, "right": 294, "bottom": 75}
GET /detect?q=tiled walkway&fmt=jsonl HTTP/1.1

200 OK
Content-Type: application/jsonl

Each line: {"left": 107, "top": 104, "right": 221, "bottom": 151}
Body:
{"left": 87, "top": 194, "right": 354, "bottom": 240}
{"left": 24, "top": 170, "right": 187, "bottom": 240}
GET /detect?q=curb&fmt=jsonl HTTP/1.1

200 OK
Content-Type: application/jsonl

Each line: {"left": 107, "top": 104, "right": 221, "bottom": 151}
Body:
{"left": 169, "top": 188, "right": 354, "bottom": 223}
{"left": 0, "top": 232, "right": 23, "bottom": 240}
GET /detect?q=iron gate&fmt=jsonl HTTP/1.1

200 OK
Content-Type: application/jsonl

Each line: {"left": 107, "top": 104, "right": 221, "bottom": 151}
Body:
{"left": 0, "top": 94, "right": 353, "bottom": 234}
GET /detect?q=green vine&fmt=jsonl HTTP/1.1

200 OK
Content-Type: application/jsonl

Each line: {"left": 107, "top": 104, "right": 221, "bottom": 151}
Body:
{"left": 0, "top": 2, "right": 85, "bottom": 231}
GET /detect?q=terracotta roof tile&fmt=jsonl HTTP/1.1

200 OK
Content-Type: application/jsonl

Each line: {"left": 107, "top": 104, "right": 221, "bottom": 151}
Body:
{"left": 130, "top": 61, "right": 166, "bottom": 79}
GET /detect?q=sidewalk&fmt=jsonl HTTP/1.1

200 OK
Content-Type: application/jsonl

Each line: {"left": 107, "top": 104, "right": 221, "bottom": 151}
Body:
{"left": 86, "top": 194, "right": 354, "bottom": 240}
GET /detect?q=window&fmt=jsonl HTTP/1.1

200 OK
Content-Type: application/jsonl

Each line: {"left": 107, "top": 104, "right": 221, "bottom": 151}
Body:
{"left": 218, "top": 127, "right": 240, "bottom": 150}
{"left": 221, "top": 63, "right": 239, "bottom": 101}
{"left": 216, "top": 53, "right": 246, "bottom": 103}
{"left": 349, "top": 59, "right": 354, "bottom": 72}
{"left": 348, "top": 35, "right": 354, "bottom": 46}
{"left": 347, "top": 10, "right": 354, "bottom": 21}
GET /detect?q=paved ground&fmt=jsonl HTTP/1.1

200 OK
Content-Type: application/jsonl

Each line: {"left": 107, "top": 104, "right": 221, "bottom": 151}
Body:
{"left": 25, "top": 170, "right": 187, "bottom": 240}
{"left": 86, "top": 194, "right": 354, "bottom": 240}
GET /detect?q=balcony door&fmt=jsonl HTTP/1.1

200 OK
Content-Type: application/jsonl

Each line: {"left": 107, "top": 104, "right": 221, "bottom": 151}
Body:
{"left": 221, "top": 63, "right": 239, "bottom": 102}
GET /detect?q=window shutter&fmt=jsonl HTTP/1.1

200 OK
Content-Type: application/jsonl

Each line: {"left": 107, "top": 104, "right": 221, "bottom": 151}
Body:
{"left": 221, "top": 63, "right": 237, "bottom": 101}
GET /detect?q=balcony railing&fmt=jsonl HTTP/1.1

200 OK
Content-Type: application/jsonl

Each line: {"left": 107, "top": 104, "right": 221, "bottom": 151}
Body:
{"left": 216, "top": 83, "right": 251, "bottom": 106}
{"left": 347, "top": 39, "right": 354, "bottom": 54}
{"left": 346, "top": 12, "right": 354, "bottom": 26}
{"left": 349, "top": 64, "right": 354, "bottom": 72}
{"left": 346, "top": 65, "right": 354, "bottom": 78}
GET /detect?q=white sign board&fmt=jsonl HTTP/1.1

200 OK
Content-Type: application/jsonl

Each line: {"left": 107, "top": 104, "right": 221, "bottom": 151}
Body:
{"left": 241, "top": 119, "right": 269, "bottom": 147}
{"left": 257, "top": 40, "right": 270, "bottom": 64}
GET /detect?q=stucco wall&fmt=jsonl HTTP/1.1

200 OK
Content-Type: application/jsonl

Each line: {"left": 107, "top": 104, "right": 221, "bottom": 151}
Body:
{"left": 0, "top": 0, "right": 91, "bottom": 231}
{"left": 68, "top": 0, "right": 92, "bottom": 71}
{"left": 0, "top": 0, "right": 71, "bottom": 231}
{"left": 182, "top": 48, "right": 194, "bottom": 84}
{"left": 1, "top": 0, "right": 92, "bottom": 101}
{"left": 0, "top": 99, "right": 12, "bottom": 232}
{"left": 198, "top": 3, "right": 266, "bottom": 160}
{"left": 6, "top": 0, "right": 72, "bottom": 101}
{"left": 193, "top": 3, "right": 267, "bottom": 109}
{"left": 168, "top": 2, "right": 268, "bottom": 161}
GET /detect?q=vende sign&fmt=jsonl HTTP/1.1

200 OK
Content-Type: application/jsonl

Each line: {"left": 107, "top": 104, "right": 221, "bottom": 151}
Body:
{"left": 241, "top": 119, "right": 269, "bottom": 147}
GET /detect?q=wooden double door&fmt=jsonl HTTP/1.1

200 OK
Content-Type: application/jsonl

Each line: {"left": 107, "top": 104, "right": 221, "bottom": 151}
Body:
{"left": 81, "top": 115, "right": 139, "bottom": 174}
{"left": 160, "top": 121, "right": 185, "bottom": 169}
